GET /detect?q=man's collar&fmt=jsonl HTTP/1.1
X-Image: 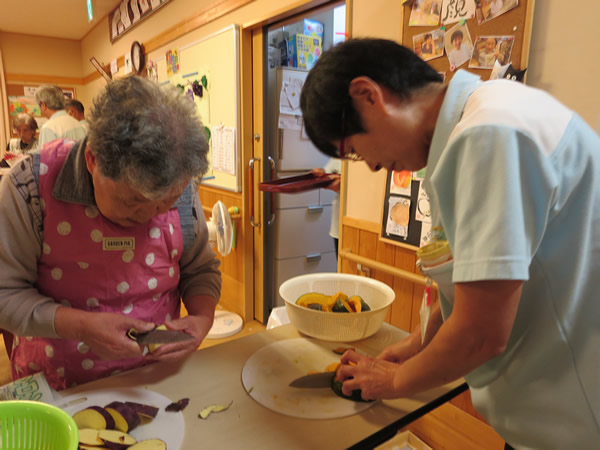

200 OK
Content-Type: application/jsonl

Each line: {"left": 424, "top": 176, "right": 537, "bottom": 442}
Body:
{"left": 425, "top": 70, "right": 481, "bottom": 178}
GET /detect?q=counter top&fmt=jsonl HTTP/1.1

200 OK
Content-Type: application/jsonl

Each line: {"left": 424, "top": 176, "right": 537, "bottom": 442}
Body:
{"left": 57, "top": 323, "right": 464, "bottom": 450}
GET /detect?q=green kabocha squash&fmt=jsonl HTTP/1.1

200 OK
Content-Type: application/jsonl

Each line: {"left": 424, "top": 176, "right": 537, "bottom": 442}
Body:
{"left": 331, "top": 377, "right": 374, "bottom": 402}
{"left": 332, "top": 297, "right": 352, "bottom": 313}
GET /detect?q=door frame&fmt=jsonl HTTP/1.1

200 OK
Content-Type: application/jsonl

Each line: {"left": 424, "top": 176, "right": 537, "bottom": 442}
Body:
{"left": 240, "top": 0, "right": 349, "bottom": 323}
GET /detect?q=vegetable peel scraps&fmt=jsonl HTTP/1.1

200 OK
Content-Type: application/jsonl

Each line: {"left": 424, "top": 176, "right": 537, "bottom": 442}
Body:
{"left": 198, "top": 401, "right": 233, "bottom": 420}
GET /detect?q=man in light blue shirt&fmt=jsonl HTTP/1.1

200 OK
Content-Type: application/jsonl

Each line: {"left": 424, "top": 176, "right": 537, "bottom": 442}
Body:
{"left": 300, "top": 38, "right": 600, "bottom": 449}
{"left": 35, "top": 85, "right": 87, "bottom": 147}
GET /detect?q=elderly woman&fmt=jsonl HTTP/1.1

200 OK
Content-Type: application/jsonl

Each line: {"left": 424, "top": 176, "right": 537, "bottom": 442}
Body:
{"left": 0, "top": 76, "right": 221, "bottom": 390}
{"left": 6, "top": 113, "right": 38, "bottom": 153}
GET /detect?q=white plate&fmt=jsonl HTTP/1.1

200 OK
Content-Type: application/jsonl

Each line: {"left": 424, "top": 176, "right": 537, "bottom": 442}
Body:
{"left": 56, "top": 387, "right": 185, "bottom": 449}
{"left": 241, "top": 338, "right": 376, "bottom": 419}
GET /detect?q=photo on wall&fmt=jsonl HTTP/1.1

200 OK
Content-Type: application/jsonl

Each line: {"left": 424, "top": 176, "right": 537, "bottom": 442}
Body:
{"left": 444, "top": 22, "right": 474, "bottom": 70}
{"left": 469, "top": 35, "right": 514, "bottom": 69}
{"left": 386, "top": 196, "right": 411, "bottom": 239}
{"left": 475, "top": 0, "right": 519, "bottom": 24}
{"left": 409, "top": 0, "right": 442, "bottom": 26}
{"left": 413, "top": 29, "right": 445, "bottom": 61}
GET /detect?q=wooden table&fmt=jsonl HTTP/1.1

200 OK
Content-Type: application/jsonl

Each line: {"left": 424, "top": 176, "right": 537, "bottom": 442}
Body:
{"left": 57, "top": 323, "right": 466, "bottom": 450}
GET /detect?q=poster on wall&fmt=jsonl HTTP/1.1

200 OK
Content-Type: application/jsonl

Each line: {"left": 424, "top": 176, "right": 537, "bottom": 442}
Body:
{"left": 166, "top": 49, "right": 180, "bottom": 76}
{"left": 380, "top": 169, "right": 424, "bottom": 247}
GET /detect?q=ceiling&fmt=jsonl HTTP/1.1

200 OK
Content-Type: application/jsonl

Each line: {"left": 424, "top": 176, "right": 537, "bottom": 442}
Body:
{"left": 0, "top": 0, "right": 122, "bottom": 40}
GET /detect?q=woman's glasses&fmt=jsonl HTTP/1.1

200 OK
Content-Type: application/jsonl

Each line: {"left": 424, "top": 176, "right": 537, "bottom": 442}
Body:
{"left": 338, "top": 105, "right": 364, "bottom": 162}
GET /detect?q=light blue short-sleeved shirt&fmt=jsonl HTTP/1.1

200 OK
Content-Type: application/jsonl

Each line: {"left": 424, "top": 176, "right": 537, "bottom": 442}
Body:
{"left": 424, "top": 70, "right": 600, "bottom": 448}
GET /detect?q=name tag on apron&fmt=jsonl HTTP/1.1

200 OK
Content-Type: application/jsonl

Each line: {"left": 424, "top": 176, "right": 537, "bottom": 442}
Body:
{"left": 102, "top": 237, "right": 135, "bottom": 251}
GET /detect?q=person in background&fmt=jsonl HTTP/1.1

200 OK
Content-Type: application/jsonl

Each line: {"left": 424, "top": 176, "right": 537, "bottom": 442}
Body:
{"left": 65, "top": 98, "right": 90, "bottom": 132}
{"left": 477, "top": 37, "right": 500, "bottom": 67}
{"left": 447, "top": 29, "right": 472, "bottom": 69}
{"left": 300, "top": 38, "right": 600, "bottom": 449}
{"left": 5, "top": 113, "right": 38, "bottom": 154}
{"left": 420, "top": 33, "right": 434, "bottom": 58}
{"left": 0, "top": 76, "right": 221, "bottom": 391}
{"left": 311, "top": 158, "right": 341, "bottom": 258}
{"left": 35, "top": 85, "right": 87, "bottom": 147}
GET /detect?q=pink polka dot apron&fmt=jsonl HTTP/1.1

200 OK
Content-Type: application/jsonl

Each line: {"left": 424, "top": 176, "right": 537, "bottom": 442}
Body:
{"left": 11, "top": 140, "right": 183, "bottom": 390}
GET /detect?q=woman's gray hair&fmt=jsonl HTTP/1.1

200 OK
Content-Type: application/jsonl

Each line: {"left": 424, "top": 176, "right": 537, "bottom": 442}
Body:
{"left": 12, "top": 113, "right": 38, "bottom": 131}
{"left": 87, "top": 76, "right": 209, "bottom": 198}
{"left": 35, "top": 85, "right": 66, "bottom": 110}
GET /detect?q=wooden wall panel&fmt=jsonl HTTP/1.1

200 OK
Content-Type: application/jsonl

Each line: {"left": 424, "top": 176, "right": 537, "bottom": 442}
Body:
{"left": 375, "top": 240, "right": 396, "bottom": 323}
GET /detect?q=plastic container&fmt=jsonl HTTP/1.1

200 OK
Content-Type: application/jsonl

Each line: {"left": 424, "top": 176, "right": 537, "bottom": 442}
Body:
{"left": 416, "top": 240, "right": 452, "bottom": 268}
{"left": 279, "top": 273, "right": 395, "bottom": 341}
{"left": 0, "top": 400, "right": 78, "bottom": 450}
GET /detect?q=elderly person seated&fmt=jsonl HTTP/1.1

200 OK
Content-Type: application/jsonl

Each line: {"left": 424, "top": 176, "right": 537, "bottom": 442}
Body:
{"left": 6, "top": 113, "right": 38, "bottom": 154}
{"left": 0, "top": 76, "right": 221, "bottom": 390}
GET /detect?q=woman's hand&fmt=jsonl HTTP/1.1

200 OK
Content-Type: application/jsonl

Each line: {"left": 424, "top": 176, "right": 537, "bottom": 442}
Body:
{"left": 55, "top": 307, "right": 155, "bottom": 360}
{"left": 337, "top": 350, "right": 401, "bottom": 400}
{"left": 311, "top": 168, "right": 341, "bottom": 193}
{"left": 145, "top": 294, "right": 217, "bottom": 362}
{"left": 145, "top": 313, "right": 213, "bottom": 362}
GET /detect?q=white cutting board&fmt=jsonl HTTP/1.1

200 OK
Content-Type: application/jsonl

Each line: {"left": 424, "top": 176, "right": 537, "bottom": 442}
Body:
{"left": 56, "top": 387, "right": 185, "bottom": 449}
{"left": 241, "top": 338, "right": 376, "bottom": 419}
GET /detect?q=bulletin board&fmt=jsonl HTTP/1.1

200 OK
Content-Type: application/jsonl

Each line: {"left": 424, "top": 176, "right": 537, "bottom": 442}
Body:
{"left": 403, "top": 0, "right": 534, "bottom": 83}
{"left": 380, "top": 0, "right": 535, "bottom": 249}
{"left": 156, "top": 25, "right": 241, "bottom": 192}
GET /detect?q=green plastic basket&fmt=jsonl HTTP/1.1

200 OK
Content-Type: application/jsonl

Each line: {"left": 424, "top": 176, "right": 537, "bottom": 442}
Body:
{"left": 0, "top": 400, "right": 78, "bottom": 450}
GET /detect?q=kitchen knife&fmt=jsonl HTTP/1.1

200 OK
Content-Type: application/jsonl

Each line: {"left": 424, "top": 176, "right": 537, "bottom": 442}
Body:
{"left": 288, "top": 371, "right": 336, "bottom": 389}
{"left": 127, "top": 328, "right": 194, "bottom": 345}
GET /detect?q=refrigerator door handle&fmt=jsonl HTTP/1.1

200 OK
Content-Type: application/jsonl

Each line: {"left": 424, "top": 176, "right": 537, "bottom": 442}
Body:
{"left": 249, "top": 157, "right": 260, "bottom": 228}
{"left": 266, "top": 156, "right": 276, "bottom": 226}
{"left": 307, "top": 205, "right": 324, "bottom": 213}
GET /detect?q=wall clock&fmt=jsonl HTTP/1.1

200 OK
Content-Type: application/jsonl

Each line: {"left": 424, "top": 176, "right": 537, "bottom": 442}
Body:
{"left": 131, "top": 41, "right": 146, "bottom": 75}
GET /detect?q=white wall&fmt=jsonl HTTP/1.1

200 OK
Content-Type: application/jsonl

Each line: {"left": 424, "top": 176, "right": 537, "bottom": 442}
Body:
{"left": 528, "top": 1, "right": 600, "bottom": 131}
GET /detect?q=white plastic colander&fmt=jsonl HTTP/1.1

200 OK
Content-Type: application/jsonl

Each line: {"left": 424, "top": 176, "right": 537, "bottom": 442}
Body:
{"left": 279, "top": 273, "right": 396, "bottom": 341}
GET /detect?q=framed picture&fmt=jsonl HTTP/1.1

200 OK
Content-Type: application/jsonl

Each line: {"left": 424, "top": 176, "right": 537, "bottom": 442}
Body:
{"left": 108, "top": 0, "right": 172, "bottom": 43}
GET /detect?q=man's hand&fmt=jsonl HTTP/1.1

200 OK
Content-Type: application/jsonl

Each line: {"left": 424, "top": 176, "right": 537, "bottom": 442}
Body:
{"left": 337, "top": 350, "right": 401, "bottom": 400}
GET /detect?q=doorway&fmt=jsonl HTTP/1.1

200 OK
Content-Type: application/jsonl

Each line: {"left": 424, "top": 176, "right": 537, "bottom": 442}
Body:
{"left": 245, "top": 2, "right": 346, "bottom": 323}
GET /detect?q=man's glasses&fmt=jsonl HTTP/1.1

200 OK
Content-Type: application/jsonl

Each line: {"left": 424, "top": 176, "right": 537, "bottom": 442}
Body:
{"left": 338, "top": 104, "right": 364, "bottom": 162}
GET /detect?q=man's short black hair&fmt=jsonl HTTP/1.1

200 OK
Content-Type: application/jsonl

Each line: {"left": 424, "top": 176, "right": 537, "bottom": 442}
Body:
{"left": 300, "top": 38, "right": 443, "bottom": 158}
